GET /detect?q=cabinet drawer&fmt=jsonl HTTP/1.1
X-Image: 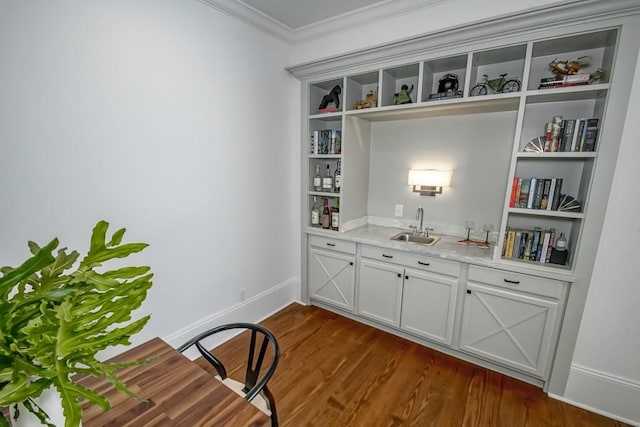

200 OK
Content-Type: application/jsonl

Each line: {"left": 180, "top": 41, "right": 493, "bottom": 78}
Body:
{"left": 308, "top": 235, "right": 356, "bottom": 255}
{"left": 467, "top": 265, "right": 566, "bottom": 299}
{"left": 360, "top": 246, "right": 460, "bottom": 277}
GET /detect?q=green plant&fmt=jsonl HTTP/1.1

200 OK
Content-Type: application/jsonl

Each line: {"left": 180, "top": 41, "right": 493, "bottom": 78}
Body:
{"left": 0, "top": 221, "right": 153, "bottom": 427}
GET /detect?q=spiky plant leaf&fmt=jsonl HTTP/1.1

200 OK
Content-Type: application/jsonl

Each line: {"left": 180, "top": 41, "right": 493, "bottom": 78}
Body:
{"left": 0, "top": 221, "right": 153, "bottom": 427}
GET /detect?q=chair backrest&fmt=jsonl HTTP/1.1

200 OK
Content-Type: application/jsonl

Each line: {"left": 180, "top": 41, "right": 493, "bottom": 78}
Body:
{"left": 177, "top": 323, "right": 279, "bottom": 402}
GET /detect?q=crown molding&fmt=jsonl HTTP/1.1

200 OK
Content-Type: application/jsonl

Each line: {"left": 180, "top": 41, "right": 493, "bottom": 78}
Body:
{"left": 198, "top": 0, "right": 449, "bottom": 44}
{"left": 286, "top": 0, "right": 640, "bottom": 80}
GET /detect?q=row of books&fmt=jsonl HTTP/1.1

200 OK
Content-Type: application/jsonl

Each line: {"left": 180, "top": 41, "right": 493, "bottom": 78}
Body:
{"left": 502, "top": 227, "right": 557, "bottom": 263}
{"left": 538, "top": 73, "right": 591, "bottom": 90}
{"left": 509, "top": 177, "right": 578, "bottom": 211}
{"left": 310, "top": 130, "right": 342, "bottom": 155}
{"left": 524, "top": 117, "right": 599, "bottom": 153}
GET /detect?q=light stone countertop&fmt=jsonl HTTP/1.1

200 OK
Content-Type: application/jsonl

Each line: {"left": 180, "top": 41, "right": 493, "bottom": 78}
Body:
{"left": 306, "top": 224, "right": 575, "bottom": 281}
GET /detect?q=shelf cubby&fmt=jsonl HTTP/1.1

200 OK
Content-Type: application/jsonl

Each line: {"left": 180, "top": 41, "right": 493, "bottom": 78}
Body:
{"left": 346, "top": 71, "right": 379, "bottom": 112}
{"left": 421, "top": 55, "right": 467, "bottom": 102}
{"left": 380, "top": 63, "right": 419, "bottom": 107}
{"left": 527, "top": 29, "right": 618, "bottom": 91}
{"left": 309, "top": 78, "right": 345, "bottom": 115}
{"left": 469, "top": 44, "right": 527, "bottom": 97}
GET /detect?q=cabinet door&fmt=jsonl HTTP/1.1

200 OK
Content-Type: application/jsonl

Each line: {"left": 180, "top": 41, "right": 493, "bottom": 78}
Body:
{"left": 459, "top": 282, "right": 559, "bottom": 378}
{"left": 400, "top": 268, "right": 458, "bottom": 346}
{"left": 358, "top": 259, "right": 403, "bottom": 327}
{"left": 308, "top": 247, "right": 355, "bottom": 311}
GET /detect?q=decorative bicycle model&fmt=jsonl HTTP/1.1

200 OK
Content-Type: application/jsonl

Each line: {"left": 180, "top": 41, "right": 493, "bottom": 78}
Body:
{"left": 469, "top": 73, "right": 521, "bottom": 96}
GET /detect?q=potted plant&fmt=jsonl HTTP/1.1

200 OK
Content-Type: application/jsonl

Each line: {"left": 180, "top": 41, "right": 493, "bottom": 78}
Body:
{"left": 0, "top": 221, "right": 153, "bottom": 427}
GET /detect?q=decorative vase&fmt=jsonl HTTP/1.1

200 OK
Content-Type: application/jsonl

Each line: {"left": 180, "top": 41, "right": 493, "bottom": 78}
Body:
{"left": 9, "top": 386, "right": 75, "bottom": 427}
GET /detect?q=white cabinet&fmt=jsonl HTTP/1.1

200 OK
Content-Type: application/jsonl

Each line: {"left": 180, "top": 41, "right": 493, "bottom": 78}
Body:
{"left": 400, "top": 267, "right": 458, "bottom": 346}
{"left": 357, "top": 258, "right": 403, "bottom": 327}
{"left": 459, "top": 266, "right": 566, "bottom": 378}
{"left": 308, "top": 236, "right": 356, "bottom": 311}
{"left": 357, "top": 246, "right": 459, "bottom": 344}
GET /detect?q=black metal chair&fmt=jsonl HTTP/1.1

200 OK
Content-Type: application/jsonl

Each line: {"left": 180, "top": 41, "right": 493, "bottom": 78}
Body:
{"left": 178, "top": 323, "right": 280, "bottom": 426}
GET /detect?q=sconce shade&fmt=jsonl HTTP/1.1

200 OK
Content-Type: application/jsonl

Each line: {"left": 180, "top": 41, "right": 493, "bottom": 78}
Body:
{"left": 408, "top": 169, "right": 452, "bottom": 196}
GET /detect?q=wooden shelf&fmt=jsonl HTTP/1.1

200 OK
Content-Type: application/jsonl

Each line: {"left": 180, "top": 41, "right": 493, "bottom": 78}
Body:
{"left": 516, "top": 152, "right": 597, "bottom": 159}
{"left": 508, "top": 208, "right": 584, "bottom": 219}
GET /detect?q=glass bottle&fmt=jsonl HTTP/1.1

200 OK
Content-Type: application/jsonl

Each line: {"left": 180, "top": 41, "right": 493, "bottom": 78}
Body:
{"left": 311, "top": 196, "right": 320, "bottom": 227}
{"left": 313, "top": 164, "right": 322, "bottom": 192}
{"left": 334, "top": 160, "right": 342, "bottom": 192}
{"left": 555, "top": 233, "right": 568, "bottom": 251}
{"left": 321, "top": 199, "right": 330, "bottom": 229}
{"left": 330, "top": 199, "right": 340, "bottom": 231}
{"left": 322, "top": 164, "right": 333, "bottom": 192}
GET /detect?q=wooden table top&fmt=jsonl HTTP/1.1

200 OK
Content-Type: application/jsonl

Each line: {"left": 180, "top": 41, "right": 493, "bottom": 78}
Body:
{"left": 77, "top": 337, "right": 269, "bottom": 427}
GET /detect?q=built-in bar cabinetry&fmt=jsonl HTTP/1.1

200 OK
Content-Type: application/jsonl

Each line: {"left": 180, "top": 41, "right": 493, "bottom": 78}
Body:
{"left": 290, "top": 3, "right": 640, "bottom": 392}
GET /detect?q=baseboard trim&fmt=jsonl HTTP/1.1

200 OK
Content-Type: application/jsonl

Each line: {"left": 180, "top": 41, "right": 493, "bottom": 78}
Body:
{"left": 164, "top": 277, "right": 301, "bottom": 358}
{"left": 553, "top": 364, "right": 640, "bottom": 426}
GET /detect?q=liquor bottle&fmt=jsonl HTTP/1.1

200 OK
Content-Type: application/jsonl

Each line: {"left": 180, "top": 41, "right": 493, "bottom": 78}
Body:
{"left": 311, "top": 196, "right": 320, "bottom": 227}
{"left": 334, "top": 160, "right": 341, "bottom": 192}
{"left": 313, "top": 164, "right": 322, "bottom": 192}
{"left": 322, "top": 164, "right": 333, "bottom": 192}
{"left": 330, "top": 199, "right": 340, "bottom": 231}
{"left": 321, "top": 199, "right": 330, "bottom": 229}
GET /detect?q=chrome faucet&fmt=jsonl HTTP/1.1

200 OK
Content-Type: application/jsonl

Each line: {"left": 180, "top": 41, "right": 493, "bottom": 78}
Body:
{"left": 416, "top": 207, "right": 424, "bottom": 235}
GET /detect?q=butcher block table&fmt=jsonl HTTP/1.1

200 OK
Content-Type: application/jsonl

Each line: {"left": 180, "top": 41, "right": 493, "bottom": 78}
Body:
{"left": 77, "top": 337, "right": 269, "bottom": 427}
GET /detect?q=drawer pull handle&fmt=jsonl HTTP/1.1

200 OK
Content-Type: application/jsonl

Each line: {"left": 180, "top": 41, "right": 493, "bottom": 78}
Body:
{"left": 418, "top": 261, "right": 430, "bottom": 266}
{"left": 405, "top": 275, "right": 409, "bottom": 280}
{"left": 504, "top": 279, "right": 520, "bottom": 285}
{"left": 326, "top": 243, "right": 336, "bottom": 247}
{"left": 382, "top": 254, "right": 393, "bottom": 259}
{"left": 397, "top": 273, "right": 401, "bottom": 278}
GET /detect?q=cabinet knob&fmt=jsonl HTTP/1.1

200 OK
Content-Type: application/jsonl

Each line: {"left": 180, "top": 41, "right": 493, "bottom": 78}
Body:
{"left": 397, "top": 273, "right": 401, "bottom": 278}
{"left": 503, "top": 278, "right": 520, "bottom": 285}
{"left": 466, "top": 290, "right": 472, "bottom": 294}
{"left": 349, "top": 262, "right": 354, "bottom": 266}
{"left": 405, "top": 275, "right": 409, "bottom": 280}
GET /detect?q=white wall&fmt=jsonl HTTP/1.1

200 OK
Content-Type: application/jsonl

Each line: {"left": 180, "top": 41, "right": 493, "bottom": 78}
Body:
{"left": 0, "top": 1, "right": 300, "bottom": 350}
{"left": 562, "top": 48, "right": 640, "bottom": 425}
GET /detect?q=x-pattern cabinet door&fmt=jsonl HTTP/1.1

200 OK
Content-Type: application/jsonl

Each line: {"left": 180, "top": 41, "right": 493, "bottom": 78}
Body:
{"left": 459, "top": 282, "right": 559, "bottom": 378}
{"left": 308, "top": 247, "right": 356, "bottom": 311}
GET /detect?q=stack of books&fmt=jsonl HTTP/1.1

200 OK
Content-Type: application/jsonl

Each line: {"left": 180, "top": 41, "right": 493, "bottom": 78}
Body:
{"left": 524, "top": 116, "right": 599, "bottom": 153}
{"left": 502, "top": 227, "right": 558, "bottom": 263}
{"left": 310, "top": 130, "right": 342, "bottom": 155}
{"left": 509, "top": 177, "right": 581, "bottom": 211}
{"left": 538, "top": 73, "right": 591, "bottom": 90}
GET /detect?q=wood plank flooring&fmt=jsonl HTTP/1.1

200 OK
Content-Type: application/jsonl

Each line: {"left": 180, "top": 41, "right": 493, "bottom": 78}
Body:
{"left": 197, "top": 303, "right": 628, "bottom": 427}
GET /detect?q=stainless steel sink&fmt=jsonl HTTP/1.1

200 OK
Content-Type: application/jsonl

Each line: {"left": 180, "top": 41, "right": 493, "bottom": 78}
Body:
{"left": 390, "top": 232, "right": 440, "bottom": 246}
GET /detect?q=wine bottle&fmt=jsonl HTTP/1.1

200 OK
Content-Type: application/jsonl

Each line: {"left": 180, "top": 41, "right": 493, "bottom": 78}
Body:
{"left": 322, "top": 164, "right": 333, "bottom": 192}
{"left": 313, "top": 164, "right": 322, "bottom": 192}
{"left": 321, "top": 198, "right": 330, "bottom": 229}
{"left": 311, "top": 196, "right": 320, "bottom": 227}
{"left": 334, "top": 160, "right": 341, "bottom": 192}
{"left": 330, "top": 199, "right": 340, "bottom": 231}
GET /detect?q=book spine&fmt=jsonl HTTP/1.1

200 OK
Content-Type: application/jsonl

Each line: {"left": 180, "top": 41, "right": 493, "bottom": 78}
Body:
{"left": 544, "top": 121, "right": 552, "bottom": 152}
{"left": 550, "top": 116, "right": 563, "bottom": 152}
{"left": 509, "top": 177, "right": 518, "bottom": 208}
{"left": 571, "top": 119, "right": 584, "bottom": 152}
{"left": 527, "top": 178, "right": 536, "bottom": 209}
{"left": 533, "top": 178, "right": 544, "bottom": 209}
{"left": 540, "top": 179, "right": 551, "bottom": 210}
{"left": 561, "top": 119, "right": 575, "bottom": 152}
{"left": 582, "top": 118, "right": 599, "bottom": 152}
{"left": 530, "top": 228, "right": 541, "bottom": 261}
{"left": 523, "top": 232, "right": 532, "bottom": 260}
{"left": 540, "top": 231, "right": 551, "bottom": 263}
{"left": 506, "top": 230, "right": 516, "bottom": 258}
{"left": 551, "top": 178, "right": 563, "bottom": 210}
{"left": 515, "top": 178, "right": 522, "bottom": 208}
{"left": 579, "top": 118, "right": 589, "bottom": 151}
{"left": 514, "top": 232, "right": 522, "bottom": 259}
{"left": 546, "top": 229, "right": 556, "bottom": 263}
{"left": 546, "top": 178, "right": 557, "bottom": 211}
{"left": 518, "top": 178, "right": 530, "bottom": 208}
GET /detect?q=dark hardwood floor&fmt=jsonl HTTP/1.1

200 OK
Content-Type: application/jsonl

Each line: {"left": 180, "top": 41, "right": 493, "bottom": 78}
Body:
{"left": 197, "top": 303, "right": 627, "bottom": 427}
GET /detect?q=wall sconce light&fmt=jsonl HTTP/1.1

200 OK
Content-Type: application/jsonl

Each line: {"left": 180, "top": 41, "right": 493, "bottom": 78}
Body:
{"left": 408, "top": 169, "right": 452, "bottom": 196}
